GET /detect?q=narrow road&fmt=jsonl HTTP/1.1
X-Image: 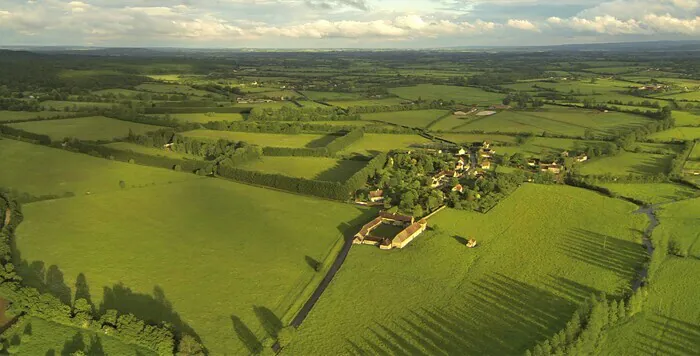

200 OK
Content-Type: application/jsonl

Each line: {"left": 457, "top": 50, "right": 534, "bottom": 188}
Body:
{"left": 290, "top": 236, "right": 353, "bottom": 328}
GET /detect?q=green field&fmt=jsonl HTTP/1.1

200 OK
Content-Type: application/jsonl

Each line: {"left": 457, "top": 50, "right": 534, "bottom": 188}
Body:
{"left": 1, "top": 317, "right": 153, "bottom": 355}
{"left": 136, "top": 83, "right": 213, "bottom": 97}
{"left": 103, "top": 142, "right": 204, "bottom": 161}
{"left": 181, "top": 130, "right": 333, "bottom": 148}
{"left": 648, "top": 127, "right": 700, "bottom": 141}
{"left": 598, "top": 257, "right": 700, "bottom": 355}
{"left": 435, "top": 133, "right": 518, "bottom": 146}
{"left": 328, "top": 98, "right": 408, "bottom": 108}
{"left": 238, "top": 157, "right": 366, "bottom": 181}
{"left": 284, "top": 184, "right": 648, "bottom": 355}
{"left": 301, "top": 91, "right": 365, "bottom": 101}
{"left": 158, "top": 112, "right": 246, "bottom": 123}
{"left": 673, "top": 111, "right": 700, "bottom": 126}
{"left": 15, "top": 179, "right": 370, "bottom": 354}
{"left": 8, "top": 116, "right": 162, "bottom": 141}
{"left": 496, "top": 137, "right": 608, "bottom": 157}
{"left": 361, "top": 109, "right": 449, "bottom": 128}
{"left": 652, "top": 197, "right": 700, "bottom": 258}
{"left": 0, "top": 111, "right": 77, "bottom": 122}
{"left": 579, "top": 152, "right": 673, "bottom": 176}
{"left": 430, "top": 114, "right": 475, "bottom": 131}
{"left": 457, "top": 106, "right": 653, "bottom": 138}
{"left": 388, "top": 85, "right": 504, "bottom": 106}
{"left": 92, "top": 88, "right": 143, "bottom": 97}
{"left": 599, "top": 183, "right": 698, "bottom": 204}
{"left": 0, "top": 139, "right": 197, "bottom": 197}
{"left": 39, "top": 101, "right": 116, "bottom": 110}
{"left": 339, "top": 134, "right": 433, "bottom": 155}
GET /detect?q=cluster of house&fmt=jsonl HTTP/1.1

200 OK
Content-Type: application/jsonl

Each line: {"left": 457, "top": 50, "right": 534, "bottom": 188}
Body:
{"left": 636, "top": 84, "right": 668, "bottom": 91}
{"left": 476, "top": 141, "right": 495, "bottom": 171}
{"left": 353, "top": 212, "right": 428, "bottom": 250}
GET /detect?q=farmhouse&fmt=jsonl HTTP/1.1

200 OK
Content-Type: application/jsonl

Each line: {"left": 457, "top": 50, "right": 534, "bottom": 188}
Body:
{"left": 392, "top": 220, "right": 428, "bottom": 249}
{"left": 575, "top": 154, "right": 589, "bottom": 163}
{"left": 540, "top": 163, "right": 562, "bottom": 174}
{"left": 453, "top": 111, "right": 468, "bottom": 116}
{"left": 353, "top": 212, "right": 427, "bottom": 250}
{"left": 369, "top": 189, "right": 385, "bottom": 203}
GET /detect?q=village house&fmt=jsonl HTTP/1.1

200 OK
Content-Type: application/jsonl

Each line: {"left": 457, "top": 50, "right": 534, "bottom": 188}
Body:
{"left": 527, "top": 158, "right": 540, "bottom": 167}
{"left": 540, "top": 163, "right": 562, "bottom": 174}
{"left": 452, "top": 184, "right": 464, "bottom": 194}
{"left": 575, "top": 154, "right": 589, "bottom": 163}
{"left": 456, "top": 157, "right": 467, "bottom": 171}
{"left": 561, "top": 150, "right": 570, "bottom": 157}
{"left": 481, "top": 160, "right": 492, "bottom": 170}
{"left": 455, "top": 148, "right": 468, "bottom": 156}
{"left": 369, "top": 189, "right": 384, "bottom": 203}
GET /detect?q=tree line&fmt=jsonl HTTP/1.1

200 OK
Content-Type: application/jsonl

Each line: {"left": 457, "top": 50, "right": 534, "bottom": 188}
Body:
{"left": 248, "top": 106, "right": 360, "bottom": 122}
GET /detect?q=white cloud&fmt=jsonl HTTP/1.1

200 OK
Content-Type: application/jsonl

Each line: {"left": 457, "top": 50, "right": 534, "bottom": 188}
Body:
{"left": 507, "top": 19, "right": 539, "bottom": 31}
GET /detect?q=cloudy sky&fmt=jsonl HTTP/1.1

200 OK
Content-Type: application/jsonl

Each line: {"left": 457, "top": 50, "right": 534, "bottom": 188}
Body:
{"left": 0, "top": 0, "right": 698, "bottom": 48}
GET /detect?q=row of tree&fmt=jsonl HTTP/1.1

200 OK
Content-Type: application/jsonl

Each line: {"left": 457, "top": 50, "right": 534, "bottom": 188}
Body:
{"left": 248, "top": 106, "right": 360, "bottom": 122}
{"left": 262, "top": 130, "right": 364, "bottom": 157}
{"left": 526, "top": 291, "right": 647, "bottom": 356}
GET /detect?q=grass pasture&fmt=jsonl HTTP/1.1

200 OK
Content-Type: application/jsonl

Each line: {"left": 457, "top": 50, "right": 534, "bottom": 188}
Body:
{"left": 653, "top": 197, "right": 700, "bottom": 258}
{"left": 579, "top": 152, "right": 673, "bottom": 176}
{"left": 458, "top": 106, "right": 653, "bottom": 138}
{"left": 361, "top": 109, "right": 449, "bottom": 128}
{"left": 0, "top": 111, "right": 77, "bottom": 122}
{"left": 435, "top": 133, "right": 518, "bottom": 146}
{"left": 495, "top": 137, "right": 609, "bottom": 157}
{"left": 327, "top": 98, "right": 408, "bottom": 108}
{"left": 284, "top": 184, "right": 648, "bottom": 355}
{"left": 14, "top": 179, "right": 371, "bottom": 354}
{"left": 159, "top": 113, "right": 246, "bottom": 123}
{"left": 92, "top": 88, "right": 143, "bottom": 97}
{"left": 181, "top": 130, "right": 335, "bottom": 148}
{"left": 648, "top": 127, "right": 700, "bottom": 142}
{"left": 339, "top": 133, "right": 433, "bottom": 155}
{"left": 103, "top": 142, "right": 204, "bottom": 161}
{"left": 136, "top": 83, "right": 214, "bottom": 97}
{"left": 599, "top": 183, "right": 698, "bottom": 205}
{"left": 40, "top": 101, "right": 116, "bottom": 110}
{"left": 388, "top": 84, "right": 504, "bottom": 106}
{"left": 1, "top": 317, "right": 153, "bottom": 355}
{"left": 673, "top": 111, "right": 700, "bottom": 127}
{"left": 0, "top": 139, "right": 198, "bottom": 197}
{"left": 238, "top": 157, "right": 366, "bottom": 181}
{"left": 8, "top": 116, "right": 162, "bottom": 141}
{"left": 301, "top": 91, "right": 365, "bottom": 101}
{"left": 430, "top": 114, "right": 475, "bottom": 131}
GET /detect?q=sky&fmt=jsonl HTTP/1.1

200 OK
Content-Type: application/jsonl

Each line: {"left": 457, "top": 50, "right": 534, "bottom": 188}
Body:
{"left": 0, "top": 0, "right": 698, "bottom": 48}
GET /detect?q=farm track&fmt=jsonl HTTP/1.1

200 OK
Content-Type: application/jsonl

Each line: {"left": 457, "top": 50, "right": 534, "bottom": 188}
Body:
{"left": 290, "top": 236, "right": 353, "bottom": 328}
{"left": 3, "top": 208, "right": 10, "bottom": 228}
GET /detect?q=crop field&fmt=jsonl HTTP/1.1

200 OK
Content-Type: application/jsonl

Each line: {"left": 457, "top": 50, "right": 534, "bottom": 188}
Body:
{"left": 301, "top": 91, "right": 365, "bottom": 101}
{"left": 180, "top": 130, "right": 334, "bottom": 148}
{"left": 339, "top": 133, "right": 433, "bottom": 155}
{"left": 296, "top": 100, "right": 328, "bottom": 108}
{"left": 136, "top": 83, "right": 213, "bottom": 97}
{"left": 599, "top": 257, "right": 700, "bottom": 355}
{"left": 1, "top": 317, "right": 153, "bottom": 355}
{"left": 0, "top": 111, "right": 77, "bottom": 122}
{"left": 103, "top": 142, "right": 204, "bottom": 160}
{"left": 238, "top": 157, "right": 366, "bottom": 181}
{"left": 8, "top": 116, "right": 162, "bottom": 141}
{"left": 388, "top": 84, "right": 504, "bottom": 106}
{"left": 632, "top": 142, "right": 684, "bottom": 155}
{"left": 648, "top": 127, "right": 700, "bottom": 141}
{"left": 361, "top": 109, "right": 449, "bottom": 128}
{"left": 673, "top": 111, "right": 700, "bottom": 126}
{"left": 599, "top": 183, "right": 698, "bottom": 204}
{"left": 0, "top": 139, "right": 198, "bottom": 197}
{"left": 159, "top": 112, "right": 246, "bottom": 123}
{"left": 327, "top": 98, "right": 408, "bottom": 108}
{"left": 39, "top": 101, "right": 116, "bottom": 110}
{"left": 284, "top": 184, "right": 648, "bottom": 355}
{"left": 457, "top": 106, "right": 653, "bottom": 138}
{"left": 15, "top": 178, "right": 371, "bottom": 354}
{"left": 579, "top": 152, "right": 673, "bottom": 176}
{"left": 652, "top": 197, "right": 700, "bottom": 258}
